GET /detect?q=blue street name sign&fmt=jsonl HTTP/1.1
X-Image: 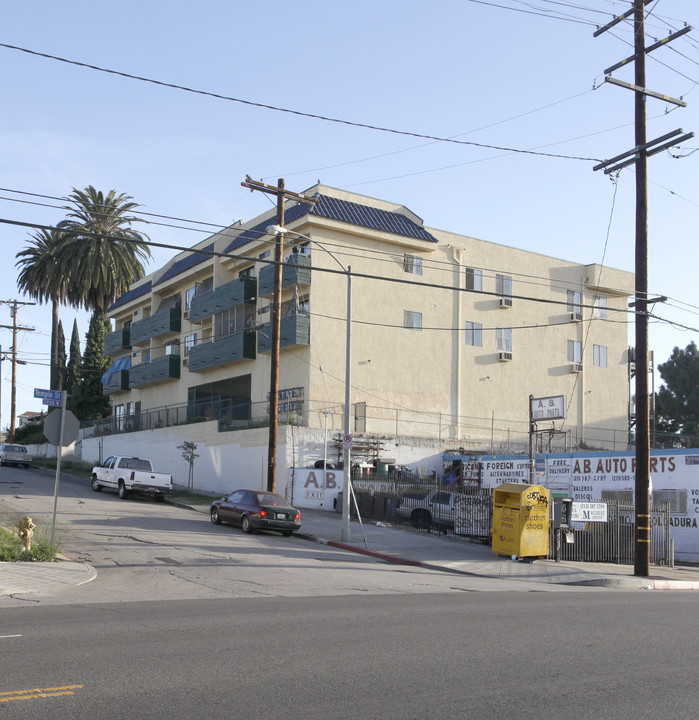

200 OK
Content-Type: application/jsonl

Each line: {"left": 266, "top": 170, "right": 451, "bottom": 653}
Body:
{"left": 34, "top": 388, "right": 63, "bottom": 406}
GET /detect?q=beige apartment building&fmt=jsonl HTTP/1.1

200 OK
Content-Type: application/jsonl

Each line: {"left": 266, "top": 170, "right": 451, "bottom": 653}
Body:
{"left": 101, "top": 184, "right": 634, "bottom": 460}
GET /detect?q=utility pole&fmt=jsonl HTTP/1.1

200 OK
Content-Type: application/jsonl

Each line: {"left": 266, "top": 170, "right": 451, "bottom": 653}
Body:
{"left": 593, "top": 1, "right": 693, "bottom": 577}
{"left": 241, "top": 177, "right": 317, "bottom": 492}
{"left": 0, "top": 300, "right": 35, "bottom": 441}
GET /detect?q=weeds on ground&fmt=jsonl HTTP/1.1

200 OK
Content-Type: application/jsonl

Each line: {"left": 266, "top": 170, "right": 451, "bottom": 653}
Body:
{"left": 0, "top": 523, "right": 62, "bottom": 562}
{"left": 31, "top": 457, "right": 94, "bottom": 478}
{"left": 170, "top": 487, "right": 219, "bottom": 506}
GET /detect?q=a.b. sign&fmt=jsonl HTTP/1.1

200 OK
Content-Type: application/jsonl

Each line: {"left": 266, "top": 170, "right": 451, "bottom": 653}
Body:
{"left": 571, "top": 501, "right": 608, "bottom": 523}
{"left": 531, "top": 394, "right": 566, "bottom": 421}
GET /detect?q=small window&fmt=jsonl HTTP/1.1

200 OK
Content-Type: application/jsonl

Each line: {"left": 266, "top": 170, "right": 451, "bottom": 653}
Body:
{"left": 465, "top": 321, "right": 482, "bottom": 347}
{"left": 185, "top": 287, "right": 196, "bottom": 310}
{"left": 403, "top": 255, "right": 423, "bottom": 276}
{"left": 567, "top": 290, "right": 582, "bottom": 314}
{"left": 594, "top": 296, "right": 607, "bottom": 319}
{"left": 496, "top": 328, "right": 512, "bottom": 352}
{"left": 465, "top": 268, "right": 483, "bottom": 292}
{"left": 567, "top": 340, "right": 582, "bottom": 363}
{"left": 593, "top": 344, "right": 607, "bottom": 367}
{"left": 496, "top": 274, "right": 512, "bottom": 297}
{"left": 259, "top": 250, "right": 270, "bottom": 260}
{"left": 601, "top": 489, "right": 634, "bottom": 504}
{"left": 184, "top": 334, "right": 197, "bottom": 357}
{"left": 238, "top": 267, "right": 255, "bottom": 279}
{"left": 403, "top": 311, "right": 422, "bottom": 330}
{"left": 653, "top": 489, "right": 687, "bottom": 513}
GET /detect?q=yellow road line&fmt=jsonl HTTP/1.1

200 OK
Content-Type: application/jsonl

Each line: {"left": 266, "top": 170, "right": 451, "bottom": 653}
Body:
{"left": 0, "top": 685, "right": 83, "bottom": 703}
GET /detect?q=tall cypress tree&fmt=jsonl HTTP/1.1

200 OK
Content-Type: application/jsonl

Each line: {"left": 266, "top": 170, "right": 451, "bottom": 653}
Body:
{"left": 66, "top": 319, "right": 82, "bottom": 409}
{"left": 56, "top": 320, "right": 67, "bottom": 390}
{"left": 72, "top": 312, "right": 111, "bottom": 421}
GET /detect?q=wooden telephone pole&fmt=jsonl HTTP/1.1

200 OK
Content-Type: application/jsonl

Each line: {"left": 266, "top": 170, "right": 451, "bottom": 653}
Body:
{"left": 241, "top": 177, "right": 317, "bottom": 492}
{"left": 0, "top": 299, "right": 35, "bottom": 441}
{"left": 593, "top": 1, "right": 693, "bottom": 576}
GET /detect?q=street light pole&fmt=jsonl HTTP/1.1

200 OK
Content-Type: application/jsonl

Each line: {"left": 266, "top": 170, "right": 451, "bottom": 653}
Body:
{"left": 266, "top": 225, "right": 354, "bottom": 540}
{"left": 341, "top": 266, "right": 353, "bottom": 542}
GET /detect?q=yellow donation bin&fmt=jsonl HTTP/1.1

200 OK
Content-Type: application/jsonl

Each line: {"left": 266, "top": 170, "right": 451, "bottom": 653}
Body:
{"left": 492, "top": 483, "right": 550, "bottom": 559}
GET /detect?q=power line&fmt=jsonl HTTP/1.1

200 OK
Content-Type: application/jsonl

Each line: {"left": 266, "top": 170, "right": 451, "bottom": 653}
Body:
{"left": 1, "top": 184, "right": 639, "bottom": 298}
{"left": 0, "top": 42, "right": 601, "bottom": 162}
{"left": 463, "top": 0, "right": 597, "bottom": 24}
{"left": 0, "top": 215, "right": 638, "bottom": 319}
{"left": 266, "top": 89, "right": 596, "bottom": 180}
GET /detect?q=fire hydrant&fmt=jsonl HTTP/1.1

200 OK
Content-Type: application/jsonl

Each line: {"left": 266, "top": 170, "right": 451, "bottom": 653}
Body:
{"left": 15, "top": 516, "right": 36, "bottom": 552}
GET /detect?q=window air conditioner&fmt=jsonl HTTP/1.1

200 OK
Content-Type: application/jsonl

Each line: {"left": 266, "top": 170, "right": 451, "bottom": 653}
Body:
{"left": 499, "top": 351, "right": 513, "bottom": 362}
{"left": 571, "top": 363, "right": 583, "bottom": 373}
{"left": 499, "top": 297, "right": 513, "bottom": 308}
{"left": 570, "top": 312, "right": 582, "bottom": 322}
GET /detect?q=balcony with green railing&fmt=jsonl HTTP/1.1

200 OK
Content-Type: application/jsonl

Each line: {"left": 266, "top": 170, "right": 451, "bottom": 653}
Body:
{"left": 103, "top": 369, "right": 130, "bottom": 394}
{"left": 104, "top": 328, "right": 131, "bottom": 356}
{"left": 257, "top": 313, "right": 310, "bottom": 353}
{"left": 130, "top": 308, "right": 181, "bottom": 346}
{"left": 129, "top": 354, "right": 181, "bottom": 388}
{"left": 187, "top": 331, "right": 257, "bottom": 372}
{"left": 189, "top": 277, "right": 257, "bottom": 323}
{"left": 258, "top": 254, "right": 311, "bottom": 298}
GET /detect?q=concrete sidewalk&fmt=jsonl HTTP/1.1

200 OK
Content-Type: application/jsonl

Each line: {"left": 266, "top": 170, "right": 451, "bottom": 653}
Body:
{"left": 0, "top": 554, "right": 96, "bottom": 597}
{"left": 293, "top": 508, "right": 699, "bottom": 591}
{"left": 3, "top": 502, "right": 699, "bottom": 597}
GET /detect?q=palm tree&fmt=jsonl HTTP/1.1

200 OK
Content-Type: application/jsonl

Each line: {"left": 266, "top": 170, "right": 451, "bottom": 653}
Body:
{"left": 59, "top": 186, "right": 151, "bottom": 316}
{"left": 15, "top": 228, "right": 73, "bottom": 389}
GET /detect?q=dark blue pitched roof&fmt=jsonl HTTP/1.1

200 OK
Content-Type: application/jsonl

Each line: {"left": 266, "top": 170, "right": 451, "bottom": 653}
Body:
{"left": 154, "top": 243, "right": 215, "bottom": 286}
{"left": 108, "top": 280, "right": 152, "bottom": 312}
{"left": 224, "top": 194, "right": 437, "bottom": 254}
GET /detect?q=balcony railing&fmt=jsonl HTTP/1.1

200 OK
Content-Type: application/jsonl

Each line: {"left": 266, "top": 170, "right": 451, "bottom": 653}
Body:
{"left": 103, "top": 369, "right": 130, "bottom": 395}
{"left": 104, "top": 328, "right": 131, "bottom": 356}
{"left": 187, "top": 330, "right": 256, "bottom": 372}
{"left": 130, "top": 308, "right": 181, "bottom": 346}
{"left": 85, "top": 396, "right": 303, "bottom": 437}
{"left": 258, "top": 254, "right": 311, "bottom": 298}
{"left": 189, "top": 277, "right": 257, "bottom": 323}
{"left": 129, "top": 354, "right": 181, "bottom": 388}
{"left": 257, "top": 313, "right": 310, "bottom": 353}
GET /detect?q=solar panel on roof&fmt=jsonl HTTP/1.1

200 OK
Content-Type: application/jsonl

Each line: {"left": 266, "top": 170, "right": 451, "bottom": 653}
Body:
{"left": 154, "top": 243, "right": 215, "bottom": 285}
{"left": 223, "top": 195, "right": 437, "bottom": 254}
{"left": 107, "top": 281, "right": 152, "bottom": 311}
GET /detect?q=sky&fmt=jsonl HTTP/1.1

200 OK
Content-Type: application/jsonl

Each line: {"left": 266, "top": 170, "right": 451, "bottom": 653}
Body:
{"left": 1, "top": 0, "right": 697, "bottom": 432}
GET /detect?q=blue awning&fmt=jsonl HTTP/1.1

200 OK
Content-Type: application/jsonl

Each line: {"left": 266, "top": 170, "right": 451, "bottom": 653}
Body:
{"left": 101, "top": 355, "right": 132, "bottom": 385}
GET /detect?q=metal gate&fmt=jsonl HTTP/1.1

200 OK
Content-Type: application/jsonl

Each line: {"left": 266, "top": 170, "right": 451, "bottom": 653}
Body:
{"left": 550, "top": 501, "right": 672, "bottom": 566}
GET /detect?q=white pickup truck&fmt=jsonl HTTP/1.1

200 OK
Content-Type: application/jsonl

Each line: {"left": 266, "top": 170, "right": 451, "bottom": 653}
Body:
{"left": 91, "top": 456, "right": 173, "bottom": 502}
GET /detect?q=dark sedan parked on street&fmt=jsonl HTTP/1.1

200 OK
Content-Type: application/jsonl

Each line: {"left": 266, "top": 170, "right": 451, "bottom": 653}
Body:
{"left": 210, "top": 489, "right": 302, "bottom": 536}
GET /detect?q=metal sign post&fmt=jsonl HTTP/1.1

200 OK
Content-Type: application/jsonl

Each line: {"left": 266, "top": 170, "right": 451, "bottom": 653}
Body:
{"left": 35, "top": 388, "right": 68, "bottom": 545}
{"left": 50, "top": 391, "right": 67, "bottom": 544}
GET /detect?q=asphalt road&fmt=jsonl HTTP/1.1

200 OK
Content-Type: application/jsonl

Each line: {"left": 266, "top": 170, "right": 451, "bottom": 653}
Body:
{"left": 2, "top": 466, "right": 698, "bottom": 719}
{"left": 2, "top": 592, "right": 698, "bottom": 719}
{"left": 1, "top": 466, "right": 594, "bottom": 605}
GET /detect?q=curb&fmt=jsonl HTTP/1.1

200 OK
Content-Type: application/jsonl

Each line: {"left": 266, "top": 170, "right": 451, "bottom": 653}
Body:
{"left": 296, "top": 533, "right": 699, "bottom": 590}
